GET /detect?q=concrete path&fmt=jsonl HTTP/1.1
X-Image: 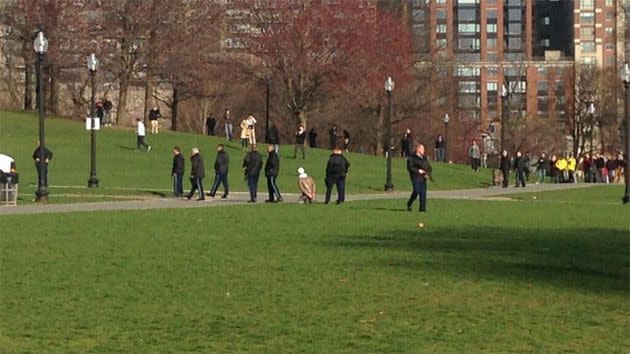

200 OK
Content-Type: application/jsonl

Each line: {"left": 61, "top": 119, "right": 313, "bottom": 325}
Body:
{"left": 0, "top": 183, "right": 602, "bottom": 216}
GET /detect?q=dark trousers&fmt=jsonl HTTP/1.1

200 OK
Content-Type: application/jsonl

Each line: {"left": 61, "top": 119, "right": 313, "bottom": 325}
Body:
{"left": 407, "top": 179, "right": 427, "bottom": 211}
{"left": 470, "top": 158, "right": 480, "bottom": 172}
{"left": 325, "top": 177, "right": 345, "bottom": 203}
{"left": 501, "top": 169, "right": 509, "bottom": 188}
{"left": 188, "top": 177, "right": 204, "bottom": 199}
{"left": 36, "top": 164, "right": 48, "bottom": 187}
{"left": 247, "top": 174, "right": 259, "bottom": 201}
{"left": 516, "top": 169, "right": 526, "bottom": 187}
{"left": 173, "top": 173, "right": 184, "bottom": 196}
{"left": 210, "top": 173, "right": 229, "bottom": 197}
{"left": 267, "top": 175, "right": 282, "bottom": 201}
{"left": 293, "top": 144, "right": 305, "bottom": 159}
{"left": 137, "top": 136, "right": 149, "bottom": 150}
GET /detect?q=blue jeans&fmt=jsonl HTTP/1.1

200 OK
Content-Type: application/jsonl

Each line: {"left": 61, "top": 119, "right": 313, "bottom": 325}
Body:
{"left": 325, "top": 177, "right": 346, "bottom": 203}
{"left": 247, "top": 174, "right": 259, "bottom": 201}
{"left": 267, "top": 175, "right": 282, "bottom": 201}
{"left": 537, "top": 169, "right": 546, "bottom": 183}
{"left": 210, "top": 173, "right": 228, "bottom": 197}
{"left": 225, "top": 123, "right": 233, "bottom": 140}
{"left": 173, "top": 173, "right": 183, "bottom": 196}
{"left": 436, "top": 148, "right": 444, "bottom": 162}
{"left": 516, "top": 170, "right": 526, "bottom": 187}
{"left": 408, "top": 179, "right": 427, "bottom": 211}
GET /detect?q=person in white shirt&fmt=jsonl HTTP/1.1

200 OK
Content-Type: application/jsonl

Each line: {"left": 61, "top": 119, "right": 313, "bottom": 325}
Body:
{"left": 136, "top": 118, "right": 151, "bottom": 151}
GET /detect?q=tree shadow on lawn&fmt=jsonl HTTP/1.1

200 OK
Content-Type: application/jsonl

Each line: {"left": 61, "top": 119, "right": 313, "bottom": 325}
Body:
{"left": 318, "top": 226, "right": 630, "bottom": 294}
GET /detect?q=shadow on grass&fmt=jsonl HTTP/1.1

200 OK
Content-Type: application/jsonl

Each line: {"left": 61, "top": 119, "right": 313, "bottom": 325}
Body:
{"left": 118, "top": 145, "right": 136, "bottom": 151}
{"left": 319, "top": 226, "right": 629, "bottom": 294}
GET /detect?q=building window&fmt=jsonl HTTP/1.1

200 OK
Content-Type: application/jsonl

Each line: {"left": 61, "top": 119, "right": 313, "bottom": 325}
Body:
{"left": 487, "top": 23, "right": 497, "bottom": 33}
{"left": 487, "top": 52, "right": 498, "bottom": 62}
{"left": 458, "top": 23, "right": 480, "bottom": 33}
{"left": 605, "top": 0, "right": 613, "bottom": 5}
{"left": 458, "top": 38, "right": 480, "bottom": 51}
{"left": 581, "top": 42, "right": 596, "bottom": 52}
{"left": 541, "top": 38, "right": 550, "bottom": 47}
{"left": 606, "top": 12, "right": 614, "bottom": 20}
{"left": 436, "top": 0, "right": 446, "bottom": 4}
{"left": 436, "top": 38, "right": 447, "bottom": 48}
{"left": 580, "top": 0, "right": 594, "bottom": 10}
{"left": 582, "top": 57, "right": 595, "bottom": 65}
{"left": 487, "top": 10, "right": 497, "bottom": 20}
{"left": 580, "top": 12, "right": 595, "bottom": 23}
{"left": 543, "top": 17, "right": 550, "bottom": 25}
{"left": 487, "top": 67, "right": 498, "bottom": 76}
{"left": 456, "top": 67, "right": 481, "bottom": 76}
{"left": 459, "top": 81, "right": 480, "bottom": 94}
{"left": 605, "top": 43, "right": 614, "bottom": 50}
{"left": 436, "top": 9, "right": 446, "bottom": 20}
{"left": 437, "top": 24, "right": 447, "bottom": 33}
{"left": 507, "top": 37, "right": 522, "bottom": 50}
{"left": 580, "top": 27, "right": 595, "bottom": 39}
{"left": 605, "top": 27, "right": 613, "bottom": 35}
{"left": 487, "top": 38, "right": 497, "bottom": 48}
{"left": 487, "top": 82, "right": 498, "bottom": 92}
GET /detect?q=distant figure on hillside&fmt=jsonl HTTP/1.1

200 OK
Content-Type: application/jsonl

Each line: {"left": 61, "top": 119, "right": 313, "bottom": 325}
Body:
{"left": 136, "top": 118, "right": 151, "bottom": 151}
{"left": 324, "top": 146, "right": 350, "bottom": 205}
{"left": 171, "top": 146, "right": 185, "bottom": 197}
{"left": 513, "top": 151, "right": 526, "bottom": 188}
{"left": 329, "top": 124, "right": 338, "bottom": 150}
{"left": 209, "top": 144, "right": 229, "bottom": 199}
{"left": 95, "top": 98, "right": 104, "bottom": 123}
{"left": 401, "top": 129, "right": 412, "bottom": 158}
{"left": 308, "top": 127, "right": 318, "bottom": 148}
{"left": 297, "top": 167, "right": 316, "bottom": 204}
{"left": 468, "top": 140, "right": 481, "bottom": 173}
{"left": 265, "top": 144, "right": 283, "bottom": 203}
{"left": 406, "top": 143, "right": 432, "bottom": 212}
{"left": 342, "top": 129, "right": 350, "bottom": 152}
{"left": 148, "top": 106, "right": 161, "bottom": 134}
{"left": 187, "top": 147, "right": 205, "bottom": 201}
{"left": 32, "top": 141, "right": 53, "bottom": 189}
{"left": 293, "top": 125, "right": 306, "bottom": 159}
{"left": 246, "top": 115, "right": 257, "bottom": 145}
{"left": 434, "top": 134, "right": 445, "bottom": 162}
{"left": 224, "top": 108, "right": 233, "bottom": 141}
{"left": 500, "top": 150, "right": 510, "bottom": 188}
{"left": 102, "top": 97, "right": 113, "bottom": 126}
{"left": 240, "top": 117, "right": 251, "bottom": 150}
{"left": 267, "top": 122, "right": 280, "bottom": 152}
{"left": 205, "top": 114, "right": 216, "bottom": 136}
{"left": 243, "top": 144, "right": 263, "bottom": 203}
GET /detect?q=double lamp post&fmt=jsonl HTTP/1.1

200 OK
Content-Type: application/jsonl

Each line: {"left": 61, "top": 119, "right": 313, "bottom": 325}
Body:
{"left": 34, "top": 31, "right": 48, "bottom": 202}
{"left": 384, "top": 76, "right": 395, "bottom": 191}
{"left": 87, "top": 53, "right": 100, "bottom": 188}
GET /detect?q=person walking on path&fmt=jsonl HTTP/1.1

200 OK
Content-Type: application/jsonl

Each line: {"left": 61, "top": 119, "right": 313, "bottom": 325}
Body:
{"left": 136, "top": 118, "right": 151, "bottom": 151}
{"left": 297, "top": 167, "right": 316, "bottom": 204}
{"left": 187, "top": 148, "right": 205, "bottom": 201}
{"left": 513, "top": 151, "right": 526, "bottom": 187}
{"left": 32, "top": 142, "right": 53, "bottom": 188}
{"left": 469, "top": 140, "right": 481, "bottom": 172}
{"left": 293, "top": 125, "right": 306, "bottom": 159}
{"left": 205, "top": 114, "right": 216, "bottom": 136}
{"left": 500, "top": 150, "right": 510, "bottom": 188}
{"left": 523, "top": 151, "right": 532, "bottom": 181}
{"left": 406, "top": 143, "right": 432, "bottom": 212}
{"left": 329, "top": 124, "right": 338, "bottom": 150}
{"left": 148, "top": 106, "right": 161, "bottom": 134}
{"left": 267, "top": 123, "right": 280, "bottom": 153}
{"left": 342, "top": 129, "right": 350, "bottom": 152}
{"left": 265, "top": 144, "right": 283, "bottom": 203}
{"left": 536, "top": 153, "right": 549, "bottom": 184}
{"left": 434, "top": 134, "right": 445, "bottom": 162}
{"left": 224, "top": 108, "right": 233, "bottom": 141}
{"left": 324, "top": 146, "right": 350, "bottom": 205}
{"left": 308, "top": 128, "right": 318, "bottom": 148}
{"left": 243, "top": 144, "right": 263, "bottom": 203}
{"left": 567, "top": 153, "right": 577, "bottom": 183}
{"left": 171, "top": 147, "right": 185, "bottom": 197}
{"left": 209, "top": 144, "right": 229, "bottom": 198}
{"left": 555, "top": 155, "right": 568, "bottom": 183}
{"left": 401, "top": 129, "right": 412, "bottom": 158}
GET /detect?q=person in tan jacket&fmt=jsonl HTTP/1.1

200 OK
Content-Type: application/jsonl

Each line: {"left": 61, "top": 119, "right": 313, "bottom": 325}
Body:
{"left": 297, "top": 167, "right": 316, "bottom": 204}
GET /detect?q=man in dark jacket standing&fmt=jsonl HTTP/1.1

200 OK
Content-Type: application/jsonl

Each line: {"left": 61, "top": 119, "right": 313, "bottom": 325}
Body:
{"left": 243, "top": 144, "right": 263, "bottom": 203}
{"left": 325, "top": 146, "right": 350, "bottom": 204}
{"left": 209, "top": 144, "right": 229, "bottom": 198}
{"left": 329, "top": 124, "right": 338, "bottom": 150}
{"left": 294, "top": 125, "right": 307, "bottom": 159}
{"left": 265, "top": 144, "right": 283, "bottom": 203}
{"left": 267, "top": 123, "right": 280, "bottom": 152}
{"left": 187, "top": 147, "right": 205, "bottom": 201}
{"left": 206, "top": 114, "right": 216, "bottom": 136}
{"left": 171, "top": 146, "right": 185, "bottom": 197}
{"left": 499, "top": 150, "right": 510, "bottom": 188}
{"left": 32, "top": 142, "right": 53, "bottom": 190}
{"left": 308, "top": 128, "right": 318, "bottom": 148}
{"left": 513, "top": 151, "right": 526, "bottom": 187}
{"left": 406, "top": 143, "right": 432, "bottom": 212}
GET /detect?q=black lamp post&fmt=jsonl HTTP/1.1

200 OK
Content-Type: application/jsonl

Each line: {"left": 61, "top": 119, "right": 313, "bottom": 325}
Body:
{"left": 87, "top": 53, "right": 99, "bottom": 188}
{"left": 34, "top": 31, "right": 49, "bottom": 202}
{"left": 384, "top": 76, "right": 395, "bottom": 191}
{"left": 443, "top": 113, "right": 450, "bottom": 162}
{"left": 265, "top": 78, "right": 270, "bottom": 143}
{"left": 621, "top": 63, "right": 630, "bottom": 204}
{"left": 500, "top": 83, "right": 509, "bottom": 153}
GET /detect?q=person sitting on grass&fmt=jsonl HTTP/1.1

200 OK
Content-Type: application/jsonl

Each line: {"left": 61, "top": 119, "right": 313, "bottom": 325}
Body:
{"left": 297, "top": 167, "right": 316, "bottom": 204}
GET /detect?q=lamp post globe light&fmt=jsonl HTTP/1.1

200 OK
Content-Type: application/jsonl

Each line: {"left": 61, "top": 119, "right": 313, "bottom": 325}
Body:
{"left": 87, "top": 53, "right": 100, "bottom": 188}
{"left": 34, "top": 31, "right": 49, "bottom": 202}
{"left": 443, "top": 113, "right": 450, "bottom": 162}
{"left": 384, "top": 76, "right": 395, "bottom": 191}
{"left": 621, "top": 63, "right": 630, "bottom": 204}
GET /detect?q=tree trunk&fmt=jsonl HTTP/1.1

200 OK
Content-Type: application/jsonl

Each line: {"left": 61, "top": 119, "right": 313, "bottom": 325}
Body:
{"left": 117, "top": 78, "right": 129, "bottom": 125}
{"left": 171, "top": 87, "right": 179, "bottom": 132}
{"left": 143, "top": 77, "right": 152, "bottom": 123}
{"left": 296, "top": 110, "right": 307, "bottom": 130}
{"left": 22, "top": 43, "right": 33, "bottom": 110}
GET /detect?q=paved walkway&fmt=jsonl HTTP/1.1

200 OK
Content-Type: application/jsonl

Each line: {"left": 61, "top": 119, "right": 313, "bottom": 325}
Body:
{"left": 0, "top": 183, "right": 601, "bottom": 216}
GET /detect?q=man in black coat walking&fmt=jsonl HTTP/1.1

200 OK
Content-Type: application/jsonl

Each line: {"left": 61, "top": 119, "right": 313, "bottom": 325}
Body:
{"left": 171, "top": 146, "right": 185, "bottom": 197}
{"left": 325, "top": 146, "right": 350, "bottom": 204}
{"left": 513, "top": 151, "right": 526, "bottom": 187}
{"left": 209, "top": 144, "right": 229, "bottom": 198}
{"left": 32, "top": 142, "right": 53, "bottom": 189}
{"left": 187, "top": 147, "right": 205, "bottom": 201}
{"left": 406, "top": 143, "right": 432, "bottom": 212}
{"left": 265, "top": 144, "right": 283, "bottom": 203}
{"left": 500, "top": 150, "right": 510, "bottom": 188}
{"left": 206, "top": 114, "right": 216, "bottom": 136}
{"left": 243, "top": 144, "right": 263, "bottom": 203}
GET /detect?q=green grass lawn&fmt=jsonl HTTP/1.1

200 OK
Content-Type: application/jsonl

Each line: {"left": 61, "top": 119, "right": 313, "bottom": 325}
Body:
{"left": 1, "top": 187, "right": 628, "bottom": 352}
{"left": 1, "top": 111, "right": 490, "bottom": 202}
